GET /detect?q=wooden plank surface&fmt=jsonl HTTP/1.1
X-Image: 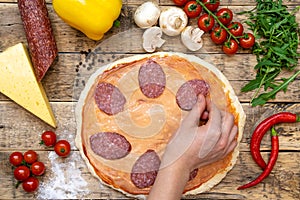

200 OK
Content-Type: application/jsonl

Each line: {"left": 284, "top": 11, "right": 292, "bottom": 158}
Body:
{"left": 0, "top": 0, "right": 299, "bottom": 199}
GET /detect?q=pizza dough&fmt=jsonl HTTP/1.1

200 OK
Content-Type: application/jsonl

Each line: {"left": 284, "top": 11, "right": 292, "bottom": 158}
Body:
{"left": 75, "top": 52, "right": 246, "bottom": 198}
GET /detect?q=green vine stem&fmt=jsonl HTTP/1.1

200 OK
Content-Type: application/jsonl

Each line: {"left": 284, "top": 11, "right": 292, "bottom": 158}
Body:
{"left": 195, "top": 0, "right": 239, "bottom": 43}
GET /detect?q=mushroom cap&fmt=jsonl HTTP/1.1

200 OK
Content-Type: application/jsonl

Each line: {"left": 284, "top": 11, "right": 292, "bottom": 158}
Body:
{"left": 134, "top": 1, "right": 161, "bottom": 29}
{"left": 142, "top": 26, "right": 166, "bottom": 52}
{"left": 159, "top": 6, "right": 188, "bottom": 36}
{"left": 181, "top": 26, "right": 204, "bottom": 51}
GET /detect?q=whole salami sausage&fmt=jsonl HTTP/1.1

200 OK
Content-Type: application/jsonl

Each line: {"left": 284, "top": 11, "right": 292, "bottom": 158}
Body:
{"left": 176, "top": 79, "right": 209, "bottom": 111}
{"left": 138, "top": 60, "right": 166, "bottom": 98}
{"left": 90, "top": 132, "right": 131, "bottom": 160}
{"left": 94, "top": 82, "right": 126, "bottom": 115}
{"left": 131, "top": 150, "right": 161, "bottom": 189}
{"left": 18, "top": 0, "right": 58, "bottom": 81}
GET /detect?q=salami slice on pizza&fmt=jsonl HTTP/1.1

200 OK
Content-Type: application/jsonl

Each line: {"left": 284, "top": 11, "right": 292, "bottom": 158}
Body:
{"left": 75, "top": 52, "right": 246, "bottom": 198}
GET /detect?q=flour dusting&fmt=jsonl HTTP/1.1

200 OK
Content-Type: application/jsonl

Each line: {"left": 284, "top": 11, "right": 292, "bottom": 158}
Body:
{"left": 37, "top": 151, "right": 90, "bottom": 199}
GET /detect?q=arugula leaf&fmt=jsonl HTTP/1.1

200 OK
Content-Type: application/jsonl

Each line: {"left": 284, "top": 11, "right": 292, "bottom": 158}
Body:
{"left": 251, "top": 70, "right": 300, "bottom": 106}
{"left": 238, "top": 0, "right": 300, "bottom": 106}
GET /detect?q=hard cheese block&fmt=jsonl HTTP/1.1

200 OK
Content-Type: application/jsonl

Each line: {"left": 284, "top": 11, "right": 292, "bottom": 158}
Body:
{"left": 0, "top": 43, "right": 56, "bottom": 127}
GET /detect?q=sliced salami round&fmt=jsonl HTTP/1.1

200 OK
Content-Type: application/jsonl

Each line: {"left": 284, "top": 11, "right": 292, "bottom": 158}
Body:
{"left": 176, "top": 79, "right": 209, "bottom": 111}
{"left": 138, "top": 60, "right": 166, "bottom": 98}
{"left": 189, "top": 168, "right": 198, "bottom": 181}
{"left": 130, "top": 150, "right": 161, "bottom": 189}
{"left": 90, "top": 132, "right": 131, "bottom": 160}
{"left": 94, "top": 82, "right": 126, "bottom": 115}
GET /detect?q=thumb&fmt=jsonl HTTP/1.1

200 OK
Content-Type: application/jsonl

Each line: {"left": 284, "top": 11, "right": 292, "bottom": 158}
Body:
{"left": 182, "top": 94, "right": 206, "bottom": 128}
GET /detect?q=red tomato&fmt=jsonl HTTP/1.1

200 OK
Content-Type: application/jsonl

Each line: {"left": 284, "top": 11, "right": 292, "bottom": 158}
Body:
{"left": 184, "top": 1, "right": 202, "bottom": 18}
{"left": 223, "top": 39, "right": 239, "bottom": 55}
{"left": 14, "top": 166, "right": 30, "bottom": 181}
{"left": 239, "top": 33, "right": 255, "bottom": 49}
{"left": 24, "top": 150, "right": 38, "bottom": 164}
{"left": 31, "top": 161, "right": 46, "bottom": 176}
{"left": 22, "top": 177, "right": 39, "bottom": 192}
{"left": 9, "top": 152, "right": 23, "bottom": 166}
{"left": 216, "top": 8, "right": 233, "bottom": 25}
{"left": 198, "top": 14, "right": 215, "bottom": 32}
{"left": 54, "top": 140, "right": 71, "bottom": 157}
{"left": 211, "top": 26, "right": 228, "bottom": 44}
{"left": 173, "top": 0, "right": 189, "bottom": 6}
{"left": 41, "top": 130, "right": 57, "bottom": 147}
{"left": 202, "top": 0, "right": 220, "bottom": 12}
{"left": 227, "top": 22, "right": 244, "bottom": 37}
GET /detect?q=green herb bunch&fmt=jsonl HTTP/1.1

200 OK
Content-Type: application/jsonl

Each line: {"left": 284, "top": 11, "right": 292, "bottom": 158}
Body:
{"left": 240, "top": 0, "right": 300, "bottom": 106}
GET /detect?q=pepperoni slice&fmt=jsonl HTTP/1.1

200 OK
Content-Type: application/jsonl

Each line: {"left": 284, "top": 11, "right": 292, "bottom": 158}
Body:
{"left": 94, "top": 82, "right": 126, "bottom": 115}
{"left": 176, "top": 79, "right": 209, "bottom": 111}
{"left": 90, "top": 132, "right": 131, "bottom": 160}
{"left": 138, "top": 60, "right": 166, "bottom": 98}
{"left": 188, "top": 168, "right": 198, "bottom": 181}
{"left": 131, "top": 150, "right": 161, "bottom": 189}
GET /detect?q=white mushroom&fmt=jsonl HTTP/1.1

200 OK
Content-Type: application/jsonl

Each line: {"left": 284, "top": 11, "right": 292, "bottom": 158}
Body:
{"left": 134, "top": 1, "right": 161, "bottom": 29}
{"left": 142, "top": 26, "right": 166, "bottom": 52}
{"left": 159, "top": 6, "right": 188, "bottom": 36}
{"left": 181, "top": 26, "right": 204, "bottom": 51}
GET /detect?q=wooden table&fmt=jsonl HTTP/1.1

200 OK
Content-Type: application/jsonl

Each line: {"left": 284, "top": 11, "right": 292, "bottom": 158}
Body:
{"left": 1, "top": 0, "right": 299, "bottom": 199}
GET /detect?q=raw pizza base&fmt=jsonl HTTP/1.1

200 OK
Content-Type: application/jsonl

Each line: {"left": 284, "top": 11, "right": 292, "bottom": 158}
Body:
{"left": 75, "top": 52, "right": 246, "bottom": 199}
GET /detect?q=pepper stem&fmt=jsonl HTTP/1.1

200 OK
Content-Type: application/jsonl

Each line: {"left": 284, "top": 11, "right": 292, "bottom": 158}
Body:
{"left": 296, "top": 115, "right": 300, "bottom": 122}
{"left": 271, "top": 127, "right": 278, "bottom": 137}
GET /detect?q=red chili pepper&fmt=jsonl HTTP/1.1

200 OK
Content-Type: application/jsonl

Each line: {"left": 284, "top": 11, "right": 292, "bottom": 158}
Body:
{"left": 237, "top": 127, "right": 279, "bottom": 190}
{"left": 250, "top": 112, "right": 299, "bottom": 169}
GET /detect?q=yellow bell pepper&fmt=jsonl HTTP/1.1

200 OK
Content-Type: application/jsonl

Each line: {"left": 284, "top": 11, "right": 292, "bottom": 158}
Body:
{"left": 52, "top": 0, "right": 122, "bottom": 40}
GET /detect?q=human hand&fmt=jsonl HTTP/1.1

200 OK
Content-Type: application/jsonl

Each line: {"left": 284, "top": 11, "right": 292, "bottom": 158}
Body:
{"left": 161, "top": 94, "right": 238, "bottom": 172}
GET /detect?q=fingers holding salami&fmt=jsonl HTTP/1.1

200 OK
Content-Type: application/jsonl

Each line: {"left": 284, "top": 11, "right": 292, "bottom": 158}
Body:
{"left": 176, "top": 79, "right": 209, "bottom": 111}
{"left": 18, "top": 0, "right": 58, "bottom": 81}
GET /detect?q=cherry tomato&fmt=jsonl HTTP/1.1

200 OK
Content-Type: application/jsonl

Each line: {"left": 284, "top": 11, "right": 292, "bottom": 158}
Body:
{"left": 198, "top": 14, "right": 215, "bottom": 32}
{"left": 24, "top": 150, "right": 38, "bottom": 164}
{"left": 227, "top": 22, "right": 244, "bottom": 37}
{"left": 239, "top": 33, "right": 255, "bottom": 49}
{"left": 211, "top": 26, "right": 228, "bottom": 44}
{"left": 9, "top": 152, "right": 23, "bottom": 166}
{"left": 22, "top": 177, "right": 39, "bottom": 192}
{"left": 216, "top": 8, "right": 233, "bottom": 25}
{"left": 14, "top": 166, "right": 30, "bottom": 181}
{"left": 31, "top": 161, "right": 46, "bottom": 176}
{"left": 223, "top": 39, "right": 239, "bottom": 55}
{"left": 184, "top": 1, "right": 202, "bottom": 18}
{"left": 202, "top": 0, "right": 220, "bottom": 12}
{"left": 54, "top": 140, "right": 71, "bottom": 157}
{"left": 173, "top": 0, "right": 189, "bottom": 6}
{"left": 41, "top": 130, "right": 57, "bottom": 147}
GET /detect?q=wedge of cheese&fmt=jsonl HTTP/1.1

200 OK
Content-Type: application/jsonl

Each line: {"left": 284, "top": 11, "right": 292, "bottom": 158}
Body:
{"left": 0, "top": 43, "right": 56, "bottom": 127}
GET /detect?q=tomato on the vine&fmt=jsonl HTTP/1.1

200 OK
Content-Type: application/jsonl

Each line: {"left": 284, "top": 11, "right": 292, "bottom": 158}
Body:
{"left": 173, "top": 0, "right": 189, "bottom": 6}
{"left": 24, "top": 150, "right": 38, "bottom": 164}
{"left": 184, "top": 1, "right": 202, "bottom": 18}
{"left": 223, "top": 39, "right": 239, "bottom": 55}
{"left": 14, "top": 166, "right": 30, "bottom": 181}
{"left": 216, "top": 8, "right": 233, "bottom": 25}
{"left": 198, "top": 14, "right": 215, "bottom": 32}
{"left": 9, "top": 152, "right": 23, "bottom": 166}
{"left": 239, "top": 33, "right": 255, "bottom": 49}
{"left": 211, "top": 26, "right": 228, "bottom": 44}
{"left": 41, "top": 130, "right": 57, "bottom": 147}
{"left": 22, "top": 177, "right": 39, "bottom": 192}
{"left": 31, "top": 161, "right": 46, "bottom": 176}
{"left": 227, "top": 22, "right": 244, "bottom": 37}
{"left": 202, "top": 0, "right": 220, "bottom": 12}
{"left": 54, "top": 140, "right": 71, "bottom": 157}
